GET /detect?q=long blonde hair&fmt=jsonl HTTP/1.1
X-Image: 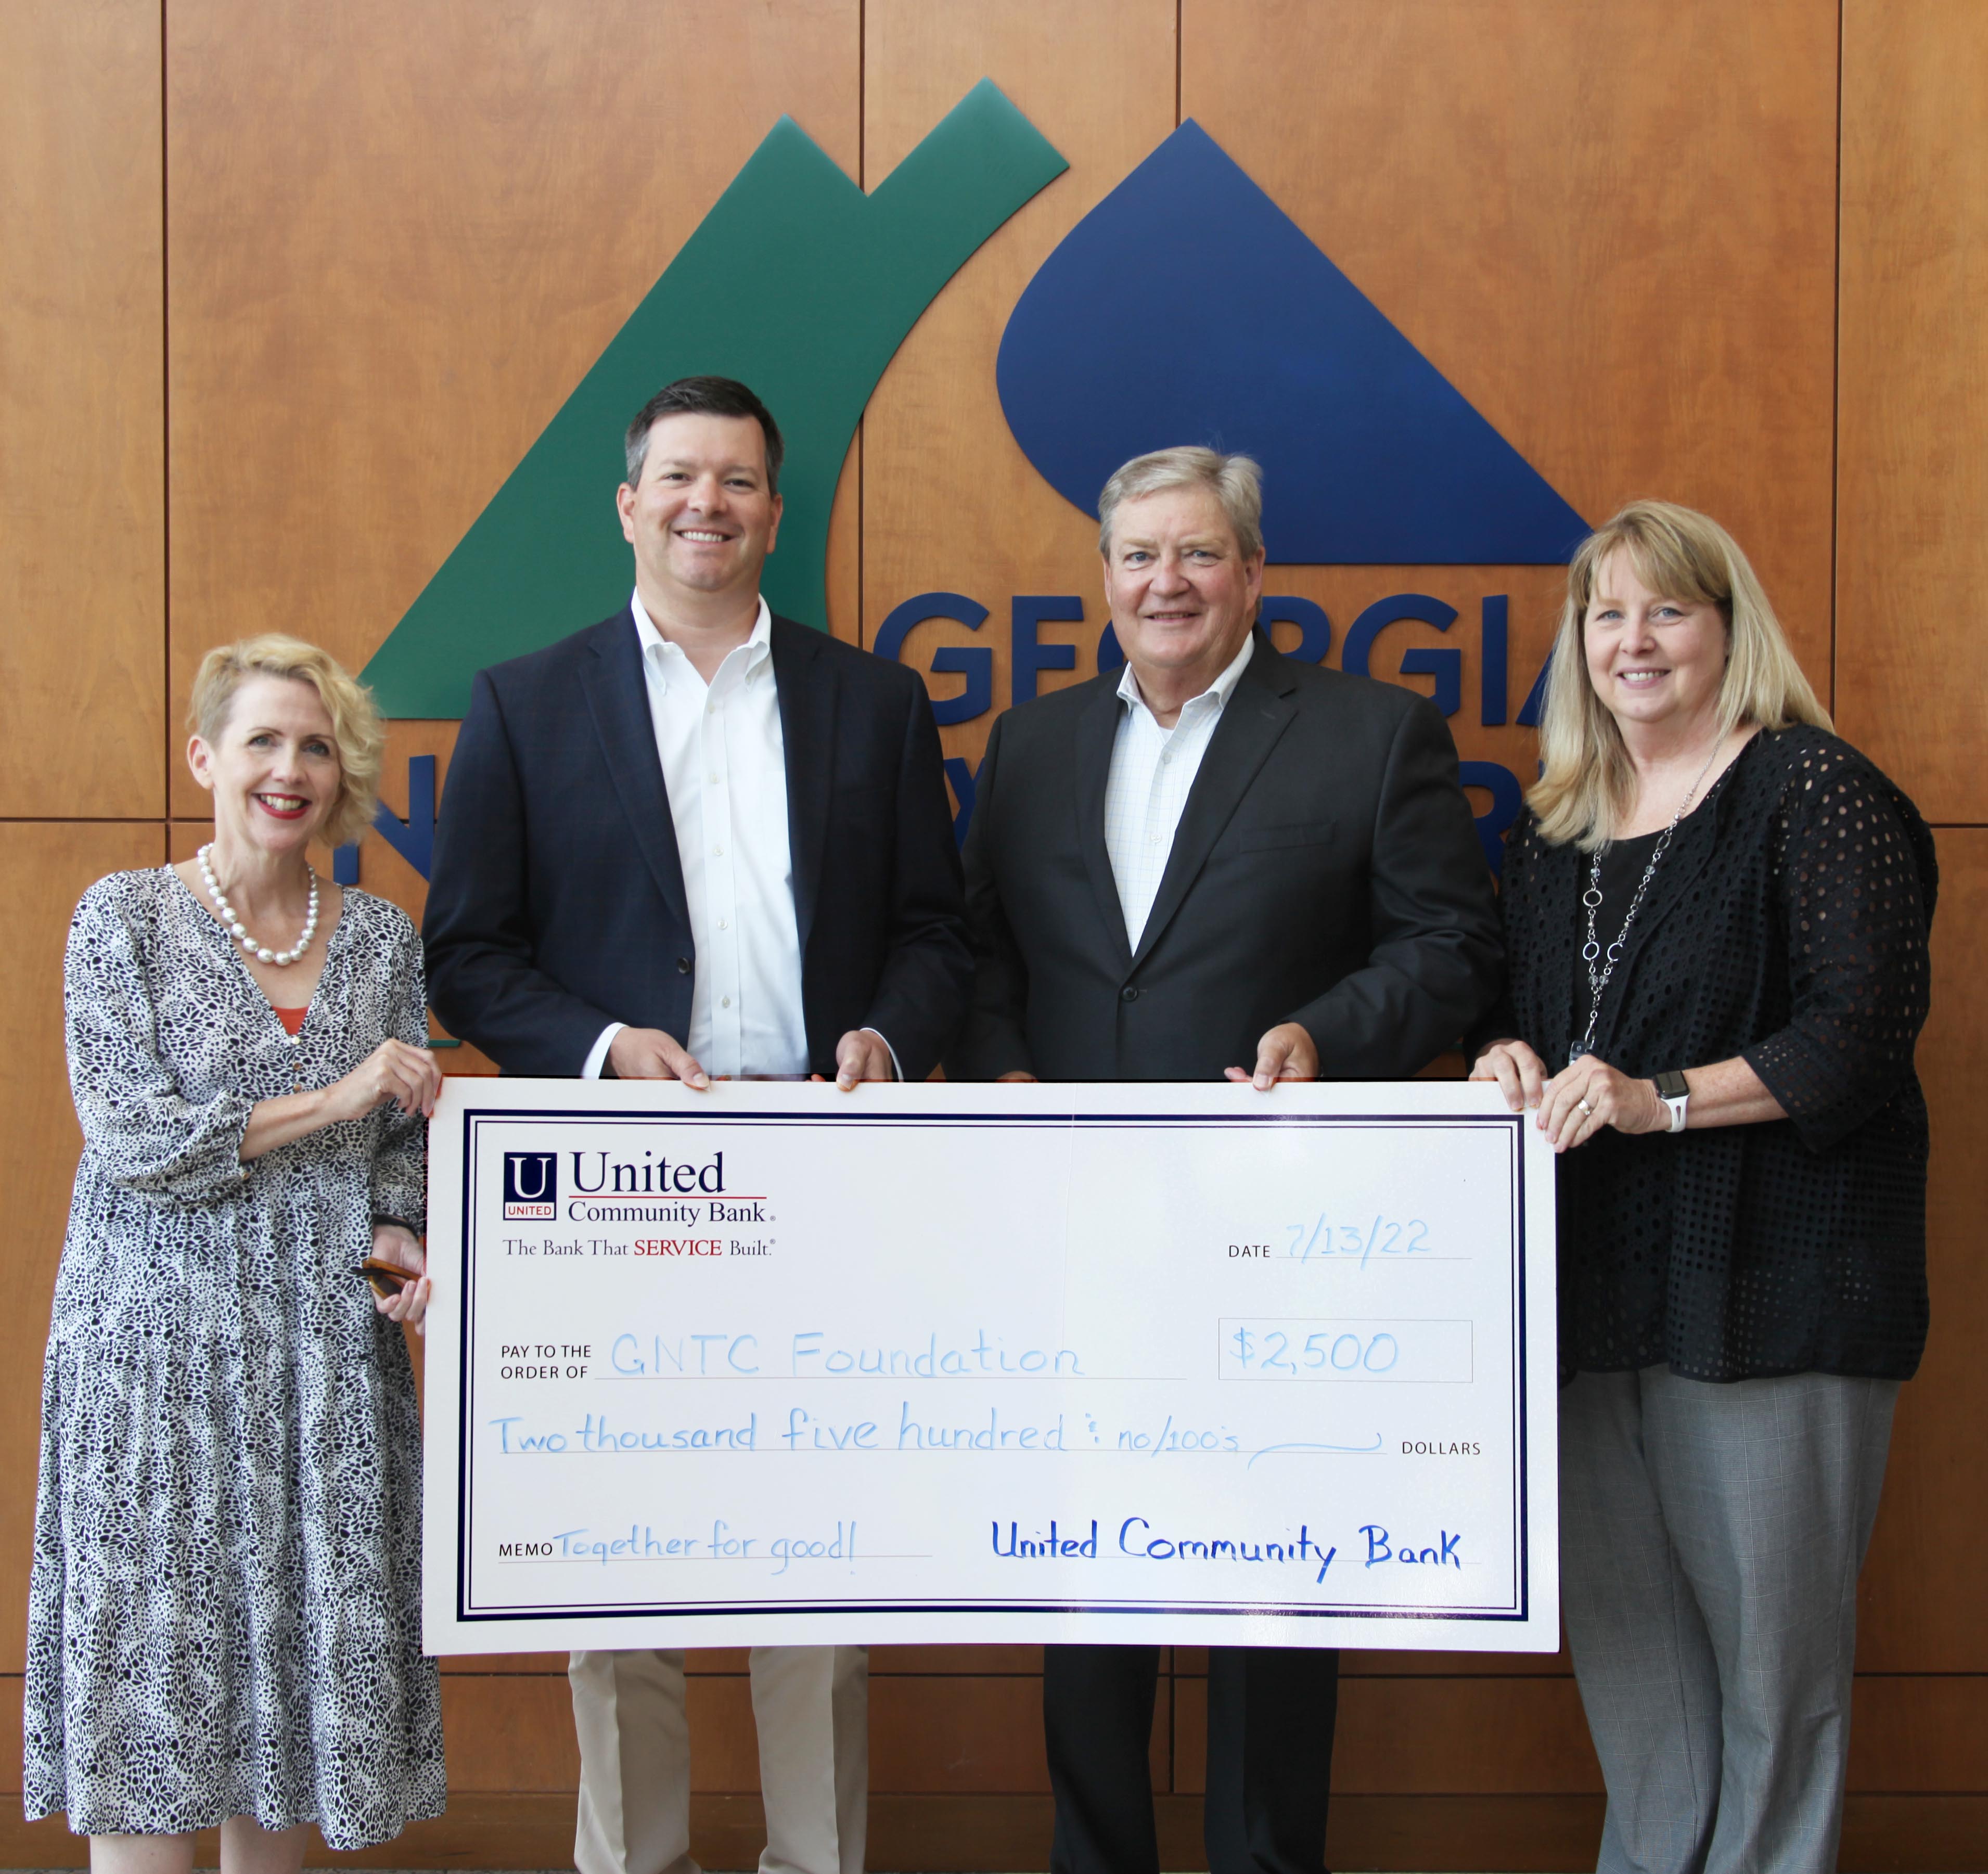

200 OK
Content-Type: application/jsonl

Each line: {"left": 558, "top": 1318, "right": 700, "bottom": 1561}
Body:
{"left": 188, "top": 635, "right": 385, "bottom": 850}
{"left": 1528, "top": 500, "right": 1831, "bottom": 849}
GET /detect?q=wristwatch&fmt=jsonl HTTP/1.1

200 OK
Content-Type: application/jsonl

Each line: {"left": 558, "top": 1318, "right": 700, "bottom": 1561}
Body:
{"left": 1652, "top": 1070, "right": 1689, "bottom": 1134}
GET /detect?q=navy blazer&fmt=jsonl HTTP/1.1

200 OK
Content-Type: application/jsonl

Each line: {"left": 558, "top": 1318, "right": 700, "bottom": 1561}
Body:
{"left": 948, "top": 631, "right": 1504, "bottom": 1082}
{"left": 423, "top": 607, "right": 971, "bottom": 1080}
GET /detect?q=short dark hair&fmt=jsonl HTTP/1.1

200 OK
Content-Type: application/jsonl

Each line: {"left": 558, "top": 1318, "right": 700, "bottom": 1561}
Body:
{"left": 623, "top": 377, "right": 784, "bottom": 494}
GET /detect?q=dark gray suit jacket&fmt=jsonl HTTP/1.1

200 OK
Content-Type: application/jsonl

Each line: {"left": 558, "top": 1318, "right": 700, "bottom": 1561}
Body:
{"left": 948, "top": 631, "right": 1503, "bottom": 1081}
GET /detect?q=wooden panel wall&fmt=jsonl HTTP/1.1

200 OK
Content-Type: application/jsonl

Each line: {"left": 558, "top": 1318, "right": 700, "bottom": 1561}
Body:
{"left": 3, "top": 2, "right": 1985, "bottom": 1867}
{"left": 0, "top": 0, "right": 164, "bottom": 818}
{"left": 1837, "top": 0, "right": 1988, "bottom": 822}
{"left": 1180, "top": 0, "right": 1839, "bottom": 780}
{"left": 1838, "top": 1, "right": 1988, "bottom": 1705}
{"left": 161, "top": 0, "right": 865, "bottom": 818}
{"left": 861, "top": 0, "right": 1178, "bottom": 774}
{"left": 0, "top": 0, "right": 169, "bottom": 1702}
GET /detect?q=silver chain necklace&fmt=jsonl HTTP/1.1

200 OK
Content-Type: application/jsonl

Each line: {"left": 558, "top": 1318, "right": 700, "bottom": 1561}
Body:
{"left": 1569, "top": 736, "right": 1726, "bottom": 1066}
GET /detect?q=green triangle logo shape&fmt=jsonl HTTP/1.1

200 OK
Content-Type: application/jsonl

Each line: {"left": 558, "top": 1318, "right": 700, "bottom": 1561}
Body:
{"left": 363, "top": 80, "right": 1067, "bottom": 718}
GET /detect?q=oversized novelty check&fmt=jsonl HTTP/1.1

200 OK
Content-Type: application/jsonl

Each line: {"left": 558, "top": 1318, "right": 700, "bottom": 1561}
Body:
{"left": 423, "top": 1080, "right": 1557, "bottom": 1652}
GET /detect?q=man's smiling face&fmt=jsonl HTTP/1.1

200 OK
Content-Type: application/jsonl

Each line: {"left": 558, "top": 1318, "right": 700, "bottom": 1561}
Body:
{"left": 617, "top": 410, "right": 783, "bottom": 606}
{"left": 1102, "top": 485, "right": 1265, "bottom": 687}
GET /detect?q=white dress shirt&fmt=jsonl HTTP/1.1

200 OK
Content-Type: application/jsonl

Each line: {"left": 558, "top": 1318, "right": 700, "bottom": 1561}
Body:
{"left": 1102, "top": 632, "right": 1255, "bottom": 950}
{"left": 584, "top": 594, "right": 808, "bottom": 1079}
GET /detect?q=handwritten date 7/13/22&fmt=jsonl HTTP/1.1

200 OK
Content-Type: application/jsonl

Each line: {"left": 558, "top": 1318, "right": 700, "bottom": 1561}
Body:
{"left": 1282, "top": 1215, "right": 1433, "bottom": 1268}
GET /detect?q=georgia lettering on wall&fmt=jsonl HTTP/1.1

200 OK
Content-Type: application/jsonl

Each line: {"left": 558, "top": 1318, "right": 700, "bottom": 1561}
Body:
{"left": 874, "top": 588, "right": 1543, "bottom": 868}
{"left": 353, "top": 91, "right": 1582, "bottom": 884}
{"left": 358, "top": 589, "right": 1539, "bottom": 888}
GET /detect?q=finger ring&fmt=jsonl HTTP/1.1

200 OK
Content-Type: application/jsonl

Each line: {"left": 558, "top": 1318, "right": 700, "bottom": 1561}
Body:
{"left": 1577, "top": 1098, "right": 1593, "bottom": 1116}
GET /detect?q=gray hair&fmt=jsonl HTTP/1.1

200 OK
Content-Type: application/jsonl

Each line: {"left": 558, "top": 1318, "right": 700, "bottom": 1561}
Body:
{"left": 1097, "top": 446, "right": 1264, "bottom": 561}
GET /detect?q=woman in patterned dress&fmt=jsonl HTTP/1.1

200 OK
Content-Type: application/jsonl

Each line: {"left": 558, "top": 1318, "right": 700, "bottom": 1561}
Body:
{"left": 25, "top": 636, "right": 447, "bottom": 1870}
{"left": 1470, "top": 503, "right": 1934, "bottom": 1874}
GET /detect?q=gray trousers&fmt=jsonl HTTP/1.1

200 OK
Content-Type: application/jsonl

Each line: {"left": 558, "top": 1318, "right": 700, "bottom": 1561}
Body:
{"left": 1560, "top": 1366, "right": 1897, "bottom": 1874}
{"left": 570, "top": 1646, "right": 868, "bottom": 1874}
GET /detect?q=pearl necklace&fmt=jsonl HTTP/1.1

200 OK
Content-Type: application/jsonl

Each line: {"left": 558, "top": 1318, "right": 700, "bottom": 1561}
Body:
{"left": 197, "top": 843, "right": 318, "bottom": 966}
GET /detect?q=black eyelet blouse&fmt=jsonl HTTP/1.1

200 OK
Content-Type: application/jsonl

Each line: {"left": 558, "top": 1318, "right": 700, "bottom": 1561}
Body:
{"left": 1488, "top": 724, "right": 1938, "bottom": 1383}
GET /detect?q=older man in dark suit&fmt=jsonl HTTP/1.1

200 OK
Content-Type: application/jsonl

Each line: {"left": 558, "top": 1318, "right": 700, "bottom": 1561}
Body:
{"left": 425, "top": 377, "right": 970, "bottom": 1874}
{"left": 949, "top": 446, "right": 1503, "bottom": 1874}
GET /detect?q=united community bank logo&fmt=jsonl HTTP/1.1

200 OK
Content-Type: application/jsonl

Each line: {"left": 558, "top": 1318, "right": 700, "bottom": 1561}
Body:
{"left": 353, "top": 83, "right": 1583, "bottom": 878}
{"left": 499, "top": 1144, "right": 736, "bottom": 1220}
{"left": 502, "top": 1151, "right": 558, "bottom": 1221}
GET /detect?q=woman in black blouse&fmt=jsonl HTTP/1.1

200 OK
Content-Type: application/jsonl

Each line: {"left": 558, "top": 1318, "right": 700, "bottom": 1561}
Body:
{"left": 1471, "top": 500, "right": 1934, "bottom": 1874}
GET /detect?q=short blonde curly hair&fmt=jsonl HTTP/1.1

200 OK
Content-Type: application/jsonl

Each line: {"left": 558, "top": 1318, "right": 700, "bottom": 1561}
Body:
{"left": 187, "top": 635, "right": 385, "bottom": 850}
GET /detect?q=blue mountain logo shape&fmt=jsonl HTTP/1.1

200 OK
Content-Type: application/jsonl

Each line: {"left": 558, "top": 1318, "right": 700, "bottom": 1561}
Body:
{"left": 996, "top": 121, "right": 1587, "bottom": 564}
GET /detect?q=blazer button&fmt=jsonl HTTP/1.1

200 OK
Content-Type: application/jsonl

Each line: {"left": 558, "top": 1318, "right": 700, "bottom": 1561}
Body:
{"left": 1120, "top": 985, "right": 1139, "bottom": 1003}
{"left": 677, "top": 957, "right": 692, "bottom": 975}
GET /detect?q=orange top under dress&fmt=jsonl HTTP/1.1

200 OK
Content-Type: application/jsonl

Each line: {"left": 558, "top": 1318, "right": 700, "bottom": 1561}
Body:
{"left": 274, "top": 1006, "right": 307, "bottom": 1036}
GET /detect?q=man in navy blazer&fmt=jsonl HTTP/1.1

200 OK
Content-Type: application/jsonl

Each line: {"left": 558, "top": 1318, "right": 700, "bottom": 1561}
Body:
{"left": 425, "top": 377, "right": 969, "bottom": 1874}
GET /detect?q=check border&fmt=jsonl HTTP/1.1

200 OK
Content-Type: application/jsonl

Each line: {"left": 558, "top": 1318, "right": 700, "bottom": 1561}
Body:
{"left": 453, "top": 1107, "right": 1530, "bottom": 1629}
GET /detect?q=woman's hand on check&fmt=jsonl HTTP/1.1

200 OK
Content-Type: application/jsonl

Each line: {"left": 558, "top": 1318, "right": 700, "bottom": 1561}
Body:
{"left": 1534, "top": 1057, "right": 1666, "bottom": 1153}
{"left": 1469, "top": 1038, "right": 1549, "bottom": 1113}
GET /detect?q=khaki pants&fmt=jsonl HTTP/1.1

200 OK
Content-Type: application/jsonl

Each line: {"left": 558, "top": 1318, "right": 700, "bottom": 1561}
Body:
{"left": 569, "top": 1645, "right": 867, "bottom": 1874}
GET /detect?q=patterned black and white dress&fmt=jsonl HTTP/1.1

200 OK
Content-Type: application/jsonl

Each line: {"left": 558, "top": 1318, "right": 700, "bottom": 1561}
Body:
{"left": 24, "top": 868, "right": 446, "bottom": 1847}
